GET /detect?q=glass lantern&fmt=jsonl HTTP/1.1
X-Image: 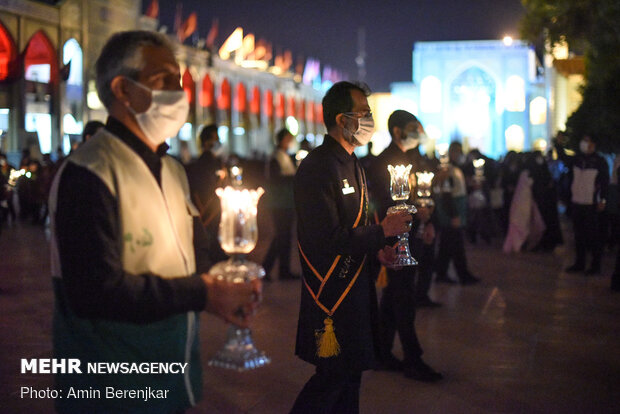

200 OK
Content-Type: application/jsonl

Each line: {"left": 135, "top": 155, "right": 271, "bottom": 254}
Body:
{"left": 386, "top": 164, "right": 417, "bottom": 266}
{"left": 415, "top": 171, "right": 435, "bottom": 208}
{"left": 207, "top": 186, "right": 271, "bottom": 371}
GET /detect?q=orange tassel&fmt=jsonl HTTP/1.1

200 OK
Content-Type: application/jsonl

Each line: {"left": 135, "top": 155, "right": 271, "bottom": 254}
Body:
{"left": 316, "top": 317, "right": 340, "bottom": 357}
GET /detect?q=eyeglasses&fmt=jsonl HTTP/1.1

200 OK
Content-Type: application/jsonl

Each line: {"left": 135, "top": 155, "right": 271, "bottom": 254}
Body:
{"left": 342, "top": 111, "right": 373, "bottom": 120}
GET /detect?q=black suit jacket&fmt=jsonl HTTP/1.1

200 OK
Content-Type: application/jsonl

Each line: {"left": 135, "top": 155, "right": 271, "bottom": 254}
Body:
{"left": 294, "top": 135, "right": 385, "bottom": 372}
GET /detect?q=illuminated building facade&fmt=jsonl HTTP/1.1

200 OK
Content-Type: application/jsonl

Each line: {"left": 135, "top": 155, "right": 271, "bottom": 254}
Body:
{"left": 0, "top": 0, "right": 328, "bottom": 164}
{"left": 385, "top": 39, "right": 583, "bottom": 159}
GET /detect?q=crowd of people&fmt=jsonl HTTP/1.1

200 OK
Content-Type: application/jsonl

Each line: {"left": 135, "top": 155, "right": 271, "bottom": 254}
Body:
{"left": 1, "top": 28, "right": 619, "bottom": 414}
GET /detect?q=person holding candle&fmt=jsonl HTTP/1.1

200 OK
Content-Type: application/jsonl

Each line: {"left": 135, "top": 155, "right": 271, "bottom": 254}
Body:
{"left": 48, "top": 31, "right": 260, "bottom": 414}
{"left": 290, "top": 82, "right": 411, "bottom": 414}
{"left": 366, "top": 109, "right": 443, "bottom": 382}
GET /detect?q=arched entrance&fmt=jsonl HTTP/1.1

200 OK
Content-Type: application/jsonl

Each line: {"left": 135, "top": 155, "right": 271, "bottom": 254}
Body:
{"left": 23, "top": 30, "right": 57, "bottom": 155}
{"left": 0, "top": 20, "right": 18, "bottom": 153}
{"left": 61, "top": 38, "right": 83, "bottom": 153}
{"left": 449, "top": 66, "right": 495, "bottom": 154}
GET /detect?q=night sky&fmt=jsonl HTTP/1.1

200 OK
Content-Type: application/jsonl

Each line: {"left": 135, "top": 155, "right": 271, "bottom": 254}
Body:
{"left": 148, "top": 0, "right": 525, "bottom": 92}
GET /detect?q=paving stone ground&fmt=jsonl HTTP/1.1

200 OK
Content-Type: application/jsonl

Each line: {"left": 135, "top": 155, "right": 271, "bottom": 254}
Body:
{"left": 1, "top": 217, "right": 618, "bottom": 413}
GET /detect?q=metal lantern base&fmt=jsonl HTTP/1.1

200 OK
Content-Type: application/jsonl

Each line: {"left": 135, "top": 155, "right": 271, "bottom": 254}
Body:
{"left": 208, "top": 325, "right": 271, "bottom": 372}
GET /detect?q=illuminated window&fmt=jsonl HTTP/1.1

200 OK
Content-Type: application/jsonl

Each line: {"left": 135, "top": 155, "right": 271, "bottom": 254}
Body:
{"left": 178, "top": 122, "right": 192, "bottom": 141}
{"left": 62, "top": 39, "right": 82, "bottom": 86}
{"left": 87, "top": 80, "right": 103, "bottom": 109}
{"left": 420, "top": 76, "right": 442, "bottom": 113}
{"left": 25, "top": 113, "right": 52, "bottom": 153}
{"left": 529, "top": 96, "right": 547, "bottom": 125}
{"left": 505, "top": 124, "right": 525, "bottom": 151}
{"left": 62, "top": 113, "right": 82, "bottom": 135}
{"left": 505, "top": 75, "right": 525, "bottom": 112}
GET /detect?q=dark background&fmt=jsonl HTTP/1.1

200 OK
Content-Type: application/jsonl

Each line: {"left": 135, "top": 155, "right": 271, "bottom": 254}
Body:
{"left": 149, "top": 0, "right": 526, "bottom": 92}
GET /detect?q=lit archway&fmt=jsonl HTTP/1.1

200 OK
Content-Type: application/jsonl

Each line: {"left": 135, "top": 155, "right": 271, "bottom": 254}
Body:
{"left": 250, "top": 86, "right": 260, "bottom": 115}
{"left": 263, "top": 89, "right": 273, "bottom": 120}
{"left": 235, "top": 82, "right": 246, "bottom": 113}
{"left": 199, "top": 74, "right": 214, "bottom": 108}
{"left": 529, "top": 96, "right": 547, "bottom": 125}
{"left": 24, "top": 30, "right": 57, "bottom": 84}
{"left": 449, "top": 66, "right": 495, "bottom": 152}
{"left": 0, "top": 20, "right": 17, "bottom": 81}
{"left": 275, "top": 93, "right": 284, "bottom": 119}
{"left": 218, "top": 78, "right": 231, "bottom": 110}
{"left": 182, "top": 69, "right": 195, "bottom": 104}
{"left": 62, "top": 38, "right": 82, "bottom": 86}
{"left": 505, "top": 124, "right": 525, "bottom": 151}
{"left": 505, "top": 75, "right": 525, "bottom": 112}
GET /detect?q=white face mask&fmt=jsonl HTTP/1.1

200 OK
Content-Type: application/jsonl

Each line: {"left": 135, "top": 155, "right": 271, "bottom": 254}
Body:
{"left": 401, "top": 131, "right": 421, "bottom": 150}
{"left": 126, "top": 78, "right": 189, "bottom": 147}
{"left": 343, "top": 115, "right": 375, "bottom": 146}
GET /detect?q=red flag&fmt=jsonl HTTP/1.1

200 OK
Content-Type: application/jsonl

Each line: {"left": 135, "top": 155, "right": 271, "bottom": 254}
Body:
{"left": 145, "top": 0, "right": 159, "bottom": 19}
{"left": 205, "top": 18, "right": 219, "bottom": 49}
{"left": 177, "top": 12, "right": 197, "bottom": 43}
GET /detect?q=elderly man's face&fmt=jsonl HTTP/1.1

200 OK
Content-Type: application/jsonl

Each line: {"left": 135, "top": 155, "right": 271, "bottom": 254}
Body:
{"left": 127, "top": 45, "right": 183, "bottom": 113}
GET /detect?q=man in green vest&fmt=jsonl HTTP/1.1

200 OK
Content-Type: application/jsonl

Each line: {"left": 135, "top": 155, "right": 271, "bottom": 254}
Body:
{"left": 49, "top": 30, "right": 260, "bottom": 413}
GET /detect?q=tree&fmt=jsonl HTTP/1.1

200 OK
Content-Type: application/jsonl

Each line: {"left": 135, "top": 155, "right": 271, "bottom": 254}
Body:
{"left": 520, "top": 0, "right": 620, "bottom": 152}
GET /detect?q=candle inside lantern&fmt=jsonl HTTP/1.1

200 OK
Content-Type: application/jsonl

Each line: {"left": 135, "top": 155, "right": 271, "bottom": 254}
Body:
{"left": 436, "top": 143, "right": 450, "bottom": 165}
{"left": 416, "top": 171, "right": 435, "bottom": 199}
{"left": 388, "top": 164, "right": 412, "bottom": 202}
{"left": 473, "top": 158, "right": 486, "bottom": 177}
{"left": 216, "top": 186, "right": 264, "bottom": 254}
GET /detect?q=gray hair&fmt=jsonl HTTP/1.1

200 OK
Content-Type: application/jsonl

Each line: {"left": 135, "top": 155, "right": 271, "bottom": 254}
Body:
{"left": 95, "top": 30, "right": 175, "bottom": 109}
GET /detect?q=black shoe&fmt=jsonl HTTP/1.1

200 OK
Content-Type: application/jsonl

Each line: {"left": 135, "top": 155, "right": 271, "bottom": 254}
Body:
{"left": 416, "top": 297, "right": 442, "bottom": 308}
{"left": 565, "top": 264, "right": 585, "bottom": 273}
{"left": 404, "top": 359, "right": 443, "bottom": 382}
{"left": 435, "top": 275, "right": 457, "bottom": 284}
{"left": 585, "top": 267, "right": 601, "bottom": 276}
{"left": 375, "top": 354, "right": 404, "bottom": 372}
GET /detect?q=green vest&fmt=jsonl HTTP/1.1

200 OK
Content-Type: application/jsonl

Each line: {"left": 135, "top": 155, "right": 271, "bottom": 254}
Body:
{"left": 48, "top": 130, "right": 201, "bottom": 413}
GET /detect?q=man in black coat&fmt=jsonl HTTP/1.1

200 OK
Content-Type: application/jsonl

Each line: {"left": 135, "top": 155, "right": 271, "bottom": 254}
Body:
{"left": 186, "top": 124, "right": 226, "bottom": 236}
{"left": 366, "top": 110, "right": 442, "bottom": 382}
{"left": 556, "top": 135, "right": 609, "bottom": 275}
{"left": 290, "top": 82, "right": 411, "bottom": 414}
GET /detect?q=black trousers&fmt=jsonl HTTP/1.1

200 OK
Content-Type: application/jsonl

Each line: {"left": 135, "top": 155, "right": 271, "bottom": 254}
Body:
{"left": 571, "top": 204, "right": 602, "bottom": 269}
{"left": 436, "top": 226, "right": 470, "bottom": 280}
{"left": 263, "top": 207, "right": 295, "bottom": 277}
{"left": 290, "top": 365, "right": 362, "bottom": 414}
{"left": 379, "top": 268, "right": 423, "bottom": 364}
{"left": 413, "top": 237, "right": 435, "bottom": 301}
